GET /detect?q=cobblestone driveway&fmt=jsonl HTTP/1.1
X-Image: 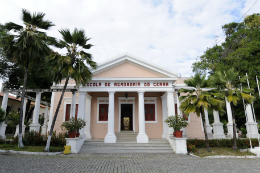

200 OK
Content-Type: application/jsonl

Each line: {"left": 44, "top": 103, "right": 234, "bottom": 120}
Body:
{"left": 0, "top": 153, "right": 259, "bottom": 173}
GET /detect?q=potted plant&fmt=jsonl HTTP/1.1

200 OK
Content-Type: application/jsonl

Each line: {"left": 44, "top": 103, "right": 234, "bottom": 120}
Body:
{"left": 164, "top": 115, "right": 188, "bottom": 138}
{"left": 75, "top": 118, "right": 86, "bottom": 137}
{"left": 61, "top": 117, "right": 77, "bottom": 138}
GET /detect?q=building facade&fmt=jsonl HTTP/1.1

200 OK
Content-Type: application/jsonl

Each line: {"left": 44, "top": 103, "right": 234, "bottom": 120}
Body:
{"left": 50, "top": 53, "right": 205, "bottom": 143}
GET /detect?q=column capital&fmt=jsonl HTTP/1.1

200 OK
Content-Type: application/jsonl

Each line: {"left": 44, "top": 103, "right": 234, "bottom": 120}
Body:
{"left": 108, "top": 91, "right": 115, "bottom": 94}
{"left": 166, "top": 91, "right": 174, "bottom": 94}
{"left": 86, "top": 93, "right": 92, "bottom": 99}
{"left": 137, "top": 91, "right": 145, "bottom": 94}
{"left": 79, "top": 91, "right": 86, "bottom": 95}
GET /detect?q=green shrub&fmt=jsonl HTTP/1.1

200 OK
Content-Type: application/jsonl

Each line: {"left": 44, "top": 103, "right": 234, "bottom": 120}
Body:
{"left": 0, "top": 136, "right": 4, "bottom": 144}
{"left": 187, "top": 138, "right": 259, "bottom": 149}
{"left": 187, "top": 144, "right": 197, "bottom": 153}
{"left": 49, "top": 131, "right": 68, "bottom": 147}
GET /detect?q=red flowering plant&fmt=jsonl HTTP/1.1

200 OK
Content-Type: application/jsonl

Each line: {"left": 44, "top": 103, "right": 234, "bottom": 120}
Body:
{"left": 75, "top": 118, "right": 86, "bottom": 133}
{"left": 164, "top": 115, "right": 188, "bottom": 131}
{"left": 60, "top": 117, "right": 77, "bottom": 132}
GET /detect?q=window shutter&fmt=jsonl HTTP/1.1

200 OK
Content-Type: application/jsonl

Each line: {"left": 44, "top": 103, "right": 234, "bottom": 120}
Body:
{"left": 175, "top": 104, "right": 177, "bottom": 115}
{"left": 65, "top": 104, "right": 71, "bottom": 121}
{"left": 75, "top": 104, "right": 78, "bottom": 119}
{"left": 145, "top": 104, "right": 155, "bottom": 121}
{"left": 99, "top": 104, "right": 108, "bottom": 121}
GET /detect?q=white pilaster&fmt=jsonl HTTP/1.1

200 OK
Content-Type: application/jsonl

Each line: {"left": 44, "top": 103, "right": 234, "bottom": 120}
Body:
{"left": 204, "top": 108, "right": 213, "bottom": 137}
{"left": 47, "top": 92, "right": 55, "bottom": 133}
{"left": 15, "top": 98, "right": 27, "bottom": 136}
{"left": 166, "top": 91, "right": 175, "bottom": 139}
{"left": 78, "top": 92, "right": 86, "bottom": 140}
{"left": 245, "top": 104, "right": 259, "bottom": 138}
{"left": 212, "top": 110, "right": 226, "bottom": 139}
{"left": 29, "top": 92, "right": 41, "bottom": 132}
{"left": 41, "top": 105, "right": 49, "bottom": 135}
{"left": 84, "top": 94, "right": 92, "bottom": 139}
{"left": 0, "top": 90, "right": 8, "bottom": 139}
{"left": 136, "top": 91, "right": 148, "bottom": 143}
{"left": 176, "top": 91, "right": 187, "bottom": 138}
{"left": 161, "top": 95, "right": 168, "bottom": 138}
{"left": 70, "top": 91, "right": 76, "bottom": 118}
{"left": 105, "top": 91, "right": 117, "bottom": 143}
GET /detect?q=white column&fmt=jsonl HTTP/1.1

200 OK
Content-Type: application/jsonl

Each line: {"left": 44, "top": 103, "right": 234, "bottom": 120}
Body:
{"left": 0, "top": 91, "right": 8, "bottom": 139}
{"left": 161, "top": 95, "right": 168, "bottom": 138}
{"left": 47, "top": 92, "right": 55, "bottom": 133}
{"left": 84, "top": 94, "right": 92, "bottom": 139}
{"left": 70, "top": 91, "right": 76, "bottom": 118}
{"left": 29, "top": 92, "right": 41, "bottom": 132}
{"left": 15, "top": 98, "right": 27, "bottom": 136}
{"left": 204, "top": 108, "right": 213, "bottom": 137}
{"left": 136, "top": 91, "right": 148, "bottom": 143}
{"left": 78, "top": 92, "right": 86, "bottom": 140}
{"left": 245, "top": 104, "right": 259, "bottom": 138}
{"left": 176, "top": 91, "right": 187, "bottom": 137}
{"left": 225, "top": 98, "right": 237, "bottom": 138}
{"left": 41, "top": 105, "right": 49, "bottom": 135}
{"left": 105, "top": 91, "right": 117, "bottom": 143}
{"left": 212, "top": 110, "right": 226, "bottom": 139}
{"left": 166, "top": 91, "right": 175, "bottom": 139}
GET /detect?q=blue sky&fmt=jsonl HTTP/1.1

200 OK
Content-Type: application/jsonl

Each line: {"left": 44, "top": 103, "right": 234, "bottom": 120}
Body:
{"left": 0, "top": 0, "right": 259, "bottom": 91}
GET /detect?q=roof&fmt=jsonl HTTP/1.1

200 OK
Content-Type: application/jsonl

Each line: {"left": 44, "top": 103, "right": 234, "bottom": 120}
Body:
{"left": 0, "top": 92, "right": 47, "bottom": 108}
{"left": 92, "top": 53, "right": 179, "bottom": 77}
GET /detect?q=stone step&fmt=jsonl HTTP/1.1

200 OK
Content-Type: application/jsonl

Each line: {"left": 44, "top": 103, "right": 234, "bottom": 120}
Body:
{"left": 80, "top": 149, "right": 173, "bottom": 153}
{"left": 82, "top": 146, "right": 172, "bottom": 150}
{"left": 83, "top": 143, "right": 170, "bottom": 147}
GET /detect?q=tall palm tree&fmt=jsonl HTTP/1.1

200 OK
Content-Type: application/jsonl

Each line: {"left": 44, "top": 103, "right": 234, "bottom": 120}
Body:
{"left": 211, "top": 68, "right": 255, "bottom": 151}
{"left": 44, "top": 28, "right": 97, "bottom": 152}
{"left": 3, "top": 9, "right": 54, "bottom": 147}
{"left": 179, "top": 73, "right": 225, "bottom": 151}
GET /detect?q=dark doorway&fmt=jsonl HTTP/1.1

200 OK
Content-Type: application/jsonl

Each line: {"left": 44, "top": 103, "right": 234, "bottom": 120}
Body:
{"left": 121, "top": 104, "right": 133, "bottom": 131}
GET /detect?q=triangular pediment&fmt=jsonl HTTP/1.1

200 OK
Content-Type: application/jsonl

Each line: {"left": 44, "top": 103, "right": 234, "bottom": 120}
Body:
{"left": 92, "top": 53, "right": 178, "bottom": 78}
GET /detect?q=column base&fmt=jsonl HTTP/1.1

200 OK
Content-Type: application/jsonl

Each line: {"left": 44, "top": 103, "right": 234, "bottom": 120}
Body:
{"left": 84, "top": 132, "right": 92, "bottom": 140}
{"left": 15, "top": 125, "right": 26, "bottom": 136}
{"left": 226, "top": 123, "right": 238, "bottom": 138}
{"left": 137, "top": 133, "right": 148, "bottom": 143}
{"left": 29, "top": 123, "right": 41, "bottom": 132}
{"left": 104, "top": 133, "right": 117, "bottom": 143}
{"left": 0, "top": 122, "right": 7, "bottom": 139}
{"left": 41, "top": 125, "right": 47, "bottom": 135}
{"left": 212, "top": 122, "right": 226, "bottom": 139}
{"left": 246, "top": 122, "right": 259, "bottom": 138}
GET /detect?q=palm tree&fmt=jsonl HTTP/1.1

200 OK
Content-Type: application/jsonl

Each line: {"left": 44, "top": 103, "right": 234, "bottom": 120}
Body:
{"left": 44, "top": 28, "right": 97, "bottom": 152}
{"left": 179, "top": 73, "right": 225, "bottom": 151}
{"left": 211, "top": 68, "right": 255, "bottom": 151}
{"left": 3, "top": 9, "right": 54, "bottom": 147}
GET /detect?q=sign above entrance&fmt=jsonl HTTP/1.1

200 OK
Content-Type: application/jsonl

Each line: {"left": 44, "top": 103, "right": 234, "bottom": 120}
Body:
{"left": 86, "top": 82, "right": 170, "bottom": 87}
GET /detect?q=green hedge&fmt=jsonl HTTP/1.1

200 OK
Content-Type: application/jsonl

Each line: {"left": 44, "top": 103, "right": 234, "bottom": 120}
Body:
{"left": 13, "top": 130, "right": 68, "bottom": 147}
{"left": 187, "top": 138, "right": 260, "bottom": 153}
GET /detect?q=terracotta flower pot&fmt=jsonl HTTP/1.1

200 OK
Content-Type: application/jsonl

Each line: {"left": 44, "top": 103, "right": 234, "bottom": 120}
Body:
{"left": 76, "top": 133, "right": 80, "bottom": 137}
{"left": 68, "top": 131, "right": 76, "bottom": 138}
{"left": 175, "top": 131, "right": 183, "bottom": 138}
{"left": 173, "top": 132, "right": 176, "bottom": 137}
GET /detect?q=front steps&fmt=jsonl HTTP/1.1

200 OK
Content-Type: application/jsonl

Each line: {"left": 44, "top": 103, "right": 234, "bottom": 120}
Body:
{"left": 80, "top": 131, "right": 173, "bottom": 153}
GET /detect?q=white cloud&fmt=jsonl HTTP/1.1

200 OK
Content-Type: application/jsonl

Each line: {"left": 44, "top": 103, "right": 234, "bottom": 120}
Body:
{"left": 0, "top": 0, "right": 259, "bottom": 78}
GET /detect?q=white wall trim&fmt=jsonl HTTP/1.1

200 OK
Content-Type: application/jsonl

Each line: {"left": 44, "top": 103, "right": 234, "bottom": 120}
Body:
{"left": 118, "top": 97, "right": 135, "bottom": 132}
{"left": 97, "top": 97, "right": 109, "bottom": 123}
{"left": 144, "top": 97, "right": 157, "bottom": 123}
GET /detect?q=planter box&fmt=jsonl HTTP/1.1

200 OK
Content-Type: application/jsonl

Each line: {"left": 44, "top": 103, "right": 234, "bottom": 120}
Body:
{"left": 65, "top": 137, "right": 84, "bottom": 153}
{"left": 169, "top": 137, "right": 188, "bottom": 154}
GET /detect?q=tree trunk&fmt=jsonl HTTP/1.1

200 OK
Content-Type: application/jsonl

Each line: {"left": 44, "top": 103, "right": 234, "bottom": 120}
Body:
{"left": 44, "top": 77, "right": 70, "bottom": 152}
{"left": 231, "top": 103, "right": 237, "bottom": 151}
{"left": 25, "top": 100, "right": 31, "bottom": 121}
{"left": 18, "top": 64, "right": 29, "bottom": 148}
{"left": 200, "top": 107, "right": 210, "bottom": 152}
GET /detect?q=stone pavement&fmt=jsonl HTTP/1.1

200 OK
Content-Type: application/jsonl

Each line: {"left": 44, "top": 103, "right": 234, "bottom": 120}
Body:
{"left": 0, "top": 153, "right": 260, "bottom": 173}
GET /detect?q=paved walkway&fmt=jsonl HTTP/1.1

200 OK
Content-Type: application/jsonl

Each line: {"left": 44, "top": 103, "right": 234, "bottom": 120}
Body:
{"left": 0, "top": 153, "right": 260, "bottom": 173}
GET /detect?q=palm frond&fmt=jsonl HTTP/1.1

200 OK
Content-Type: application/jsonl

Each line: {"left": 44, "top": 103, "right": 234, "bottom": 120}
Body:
{"left": 5, "top": 22, "right": 23, "bottom": 31}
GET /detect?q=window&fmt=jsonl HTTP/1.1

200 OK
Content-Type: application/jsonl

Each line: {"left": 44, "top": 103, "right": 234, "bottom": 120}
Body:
{"left": 65, "top": 104, "right": 78, "bottom": 121}
{"left": 99, "top": 104, "right": 108, "bottom": 121}
{"left": 145, "top": 104, "right": 155, "bottom": 121}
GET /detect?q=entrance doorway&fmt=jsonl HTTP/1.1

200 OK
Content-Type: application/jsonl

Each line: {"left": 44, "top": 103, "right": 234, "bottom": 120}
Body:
{"left": 121, "top": 104, "right": 133, "bottom": 131}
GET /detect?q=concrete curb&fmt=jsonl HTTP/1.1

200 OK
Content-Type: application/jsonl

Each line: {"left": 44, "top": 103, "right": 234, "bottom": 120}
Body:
{"left": 0, "top": 149, "right": 62, "bottom": 156}
{"left": 188, "top": 153, "right": 260, "bottom": 159}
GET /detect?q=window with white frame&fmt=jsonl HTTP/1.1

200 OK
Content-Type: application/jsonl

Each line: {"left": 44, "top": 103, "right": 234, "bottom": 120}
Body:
{"left": 97, "top": 97, "right": 109, "bottom": 123}
{"left": 144, "top": 97, "right": 157, "bottom": 123}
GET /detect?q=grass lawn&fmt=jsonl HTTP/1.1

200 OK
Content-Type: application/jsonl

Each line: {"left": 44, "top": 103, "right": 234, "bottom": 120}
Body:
{"left": 0, "top": 144, "right": 64, "bottom": 152}
{"left": 193, "top": 147, "right": 256, "bottom": 157}
{"left": 5, "top": 137, "right": 13, "bottom": 140}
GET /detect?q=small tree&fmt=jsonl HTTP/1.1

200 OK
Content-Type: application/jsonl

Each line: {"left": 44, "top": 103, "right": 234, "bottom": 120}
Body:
{"left": 179, "top": 73, "right": 225, "bottom": 152}
{"left": 210, "top": 68, "right": 255, "bottom": 151}
{"left": 0, "top": 107, "right": 6, "bottom": 123}
{"left": 6, "top": 111, "right": 19, "bottom": 135}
